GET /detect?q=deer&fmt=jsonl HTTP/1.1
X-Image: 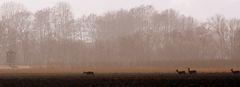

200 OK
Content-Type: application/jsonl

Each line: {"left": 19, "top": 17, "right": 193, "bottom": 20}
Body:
{"left": 230, "top": 68, "right": 240, "bottom": 74}
{"left": 83, "top": 71, "right": 95, "bottom": 76}
{"left": 188, "top": 68, "right": 197, "bottom": 74}
{"left": 176, "top": 69, "right": 186, "bottom": 75}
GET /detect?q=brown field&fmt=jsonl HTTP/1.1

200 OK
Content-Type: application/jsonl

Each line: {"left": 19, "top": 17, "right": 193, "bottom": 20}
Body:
{"left": 0, "top": 67, "right": 239, "bottom": 87}
{"left": 0, "top": 66, "right": 236, "bottom": 75}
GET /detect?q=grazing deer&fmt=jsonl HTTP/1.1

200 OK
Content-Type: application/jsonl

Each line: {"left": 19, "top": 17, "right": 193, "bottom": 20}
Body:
{"left": 231, "top": 69, "right": 240, "bottom": 74}
{"left": 188, "top": 68, "right": 197, "bottom": 74}
{"left": 176, "top": 69, "right": 186, "bottom": 75}
{"left": 83, "top": 71, "right": 95, "bottom": 76}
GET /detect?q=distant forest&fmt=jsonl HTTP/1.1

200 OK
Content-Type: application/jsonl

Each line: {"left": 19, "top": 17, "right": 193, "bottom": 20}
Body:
{"left": 0, "top": 2, "right": 239, "bottom": 67}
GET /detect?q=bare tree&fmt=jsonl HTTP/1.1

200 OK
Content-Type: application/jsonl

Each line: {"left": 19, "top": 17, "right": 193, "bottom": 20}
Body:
{"left": 208, "top": 15, "right": 228, "bottom": 59}
{"left": 1, "top": 2, "right": 31, "bottom": 65}
{"left": 228, "top": 19, "right": 240, "bottom": 59}
{"left": 0, "top": 2, "right": 239, "bottom": 67}
{"left": 33, "top": 8, "right": 53, "bottom": 67}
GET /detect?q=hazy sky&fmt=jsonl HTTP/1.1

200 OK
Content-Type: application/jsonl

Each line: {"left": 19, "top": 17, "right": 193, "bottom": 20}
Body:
{"left": 0, "top": 0, "right": 239, "bottom": 20}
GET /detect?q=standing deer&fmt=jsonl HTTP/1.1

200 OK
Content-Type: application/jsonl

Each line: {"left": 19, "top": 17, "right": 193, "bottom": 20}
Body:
{"left": 188, "top": 68, "right": 197, "bottom": 74}
{"left": 176, "top": 69, "right": 186, "bottom": 75}
{"left": 230, "top": 69, "right": 240, "bottom": 74}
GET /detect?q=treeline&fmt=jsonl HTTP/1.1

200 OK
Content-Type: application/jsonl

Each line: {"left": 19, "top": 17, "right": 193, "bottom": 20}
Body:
{"left": 0, "top": 2, "right": 239, "bottom": 67}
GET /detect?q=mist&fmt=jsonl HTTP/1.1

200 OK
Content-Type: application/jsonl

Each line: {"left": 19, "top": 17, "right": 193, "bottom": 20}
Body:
{"left": 0, "top": 1, "right": 240, "bottom": 71}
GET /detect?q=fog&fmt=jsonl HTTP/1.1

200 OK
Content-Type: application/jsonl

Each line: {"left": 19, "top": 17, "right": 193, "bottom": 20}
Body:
{"left": 0, "top": 1, "right": 239, "bottom": 71}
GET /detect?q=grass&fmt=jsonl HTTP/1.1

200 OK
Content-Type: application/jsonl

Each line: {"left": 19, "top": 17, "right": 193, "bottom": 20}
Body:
{"left": 0, "top": 67, "right": 239, "bottom": 87}
{"left": 0, "top": 73, "right": 239, "bottom": 87}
